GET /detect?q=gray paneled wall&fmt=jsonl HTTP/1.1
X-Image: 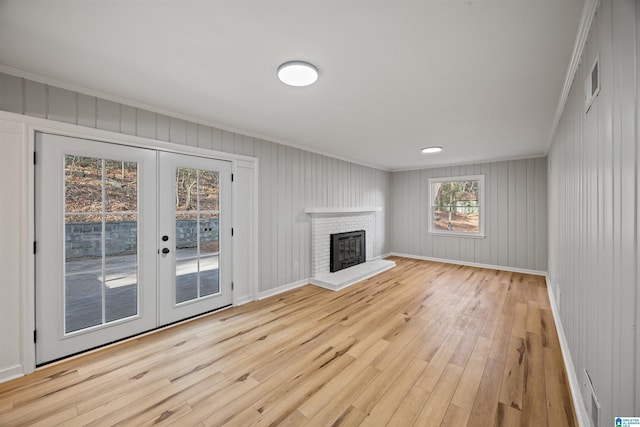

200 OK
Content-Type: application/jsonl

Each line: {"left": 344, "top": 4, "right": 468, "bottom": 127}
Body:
{"left": 0, "top": 72, "right": 392, "bottom": 292}
{"left": 548, "top": 0, "right": 638, "bottom": 420}
{"left": 391, "top": 158, "right": 547, "bottom": 272}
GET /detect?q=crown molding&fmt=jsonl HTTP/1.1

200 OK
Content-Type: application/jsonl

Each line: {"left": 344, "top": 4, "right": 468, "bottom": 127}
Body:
{"left": 546, "top": 0, "right": 600, "bottom": 152}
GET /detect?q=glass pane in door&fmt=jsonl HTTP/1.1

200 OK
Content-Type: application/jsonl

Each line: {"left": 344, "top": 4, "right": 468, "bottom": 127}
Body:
{"left": 199, "top": 170, "right": 219, "bottom": 297}
{"left": 175, "top": 211, "right": 199, "bottom": 304}
{"left": 199, "top": 169, "right": 219, "bottom": 211}
{"left": 64, "top": 155, "right": 140, "bottom": 334}
{"left": 64, "top": 214, "right": 103, "bottom": 333}
{"left": 105, "top": 214, "right": 138, "bottom": 323}
{"left": 199, "top": 213, "right": 219, "bottom": 297}
{"left": 174, "top": 167, "right": 220, "bottom": 304}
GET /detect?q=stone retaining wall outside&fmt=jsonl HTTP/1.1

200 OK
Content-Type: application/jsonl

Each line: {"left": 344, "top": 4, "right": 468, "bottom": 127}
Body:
{"left": 65, "top": 219, "right": 219, "bottom": 259}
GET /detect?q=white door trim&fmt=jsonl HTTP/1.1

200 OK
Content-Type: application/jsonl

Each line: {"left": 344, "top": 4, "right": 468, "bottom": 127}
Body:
{"left": 0, "top": 109, "right": 258, "bottom": 380}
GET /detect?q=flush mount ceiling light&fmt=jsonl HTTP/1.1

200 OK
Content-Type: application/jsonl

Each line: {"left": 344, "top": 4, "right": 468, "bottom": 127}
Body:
{"left": 421, "top": 146, "right": 442, "bottom": 154}
{"left": 277, "top": 61, "right": 319, "bottom": 87}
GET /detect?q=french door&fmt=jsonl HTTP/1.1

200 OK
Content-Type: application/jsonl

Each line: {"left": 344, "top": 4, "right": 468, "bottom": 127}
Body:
{"left": 158, "top": 151, "right": 232, "bottom": 325}
{"left": 35, "top": 133, "right": 231, "bottom": 364}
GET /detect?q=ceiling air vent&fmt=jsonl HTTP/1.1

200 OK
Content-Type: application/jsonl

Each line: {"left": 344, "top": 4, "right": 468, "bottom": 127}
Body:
{"left": 585, "top": 54, "right": 600, "bottom": 113}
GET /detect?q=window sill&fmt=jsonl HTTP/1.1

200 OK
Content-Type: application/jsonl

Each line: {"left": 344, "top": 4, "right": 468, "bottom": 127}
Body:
{"left": 428, "top": 232, "right": 486, "bottom": 239}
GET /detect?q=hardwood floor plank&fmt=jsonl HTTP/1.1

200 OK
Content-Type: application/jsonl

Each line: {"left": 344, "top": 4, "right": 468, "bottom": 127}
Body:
{"left": 520, "top": 332, "right": 548, "bottom": 426}
{"left": 537, "top": 285, "right": 551, "bottom": 310}
{"left": 525, "top": 277, "right": 541, "bottom": 303}
{"left": 58, "top": 378, "right": 173, "bottom": 427}
{"left": 352, "top": 337, "right": 425, "bottom": 414}
{"left": 359, "top": 358, "right": 427, "bottom": 425}
{"left": 180, "top": 336, "right": 356, "bottom": 423}
{"left": 450, "top": 327, "right": 481, "bottom": 368}
{"left": 345, "top": 312, "right": 400, "bottom": 358}
{"left": 440, "top": 403, "right": 471, "bottom": 427}
{"left": 172, "top": 372, "right": 259, "bottom": 425}
{"left": 498, "top": 336, "right": 526, "bottom": 412}
{"left": 451, "top": 336, "right": 492, "bottom": 411}
{"left": 0, "top": 399, "right": 12, "bottom": 414}
{"left": 386, "top": 385, "right": 430, "bottom": 427}
{"left": 495, "top": 401, "right": 522, "bottom": 426}
{"left": 330, "top": 405, "right": 368, "bottom": 427}
{"left": 511, "top": 302, "right": 528, "bottom": 339}
{"left": 0, "top": 368, "right": 81, "bottom": 408}
{"left": 0, "top": 371, "right": 123, "bottom": 425}
{"left": 204, "top": 404, "right": 261, "bottom": 427}
{"left": 298, "top": 339, "right": 388, "bottom": 419}
{"left": 269, "top": 409, "right": 309, "bottom": 427}
{"left": 142, "top": 401, "right": 192, "bottom": 427}
{"left": 31, "top": 406, "right": 78, "bottom": 426}
{"left": 480, "top": 301, "right": 504, "bottom": 340}
{"left": 467, "top": 357, "right": 505, "bottom": 427}
{"left": 414, "top": 322, "right": 451, "bottom": 363}
{"left": 305, "top": 365, "right": 380, "bottom": 427}
{"left": 372, "top": 321, "right": 428, "bottom": 370}
{"left": 488, "top": 314, "right": 513, "bottom": 362}
{"left": 540, "top": 309, "right": 560, "bottom": 350}
{"left": 526, "top": 301, "right": 541, "bottom": 334}
{"left": 543, "top": 347, "right": 577, "bottom": 426}
{"left": 414, "top": 329, "right": 464, "bottom": 392}
{"left": 0, "top": 258, "right": 576, "bottom": 427}
{"left": 249, "top": 341, "right": 357, "bottom": 426}
{"left": 414, "top": 363, "right": 464, "bottom": 427}
{"left": 198, "top": 379, "right": 264, "bottom": 426}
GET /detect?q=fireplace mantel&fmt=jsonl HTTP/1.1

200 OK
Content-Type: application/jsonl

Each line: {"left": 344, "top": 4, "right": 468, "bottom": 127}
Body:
{"left": 305, "top": 207, "right": 381, "bottom": 215}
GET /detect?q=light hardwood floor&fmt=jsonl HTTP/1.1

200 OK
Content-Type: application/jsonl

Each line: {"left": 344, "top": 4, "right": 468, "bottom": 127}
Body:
{"left": 0, "top": 257, "right": 576, "bottom": 426}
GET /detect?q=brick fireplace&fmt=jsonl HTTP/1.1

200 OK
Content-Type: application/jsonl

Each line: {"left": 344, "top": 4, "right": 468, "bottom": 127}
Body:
{"left": 305, "top": 207, "right": 395, "bottom": 290}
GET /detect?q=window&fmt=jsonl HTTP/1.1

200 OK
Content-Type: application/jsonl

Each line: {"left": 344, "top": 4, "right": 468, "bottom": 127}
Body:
{"left": 428, "top": 174, "right": 485, "bottom": 237}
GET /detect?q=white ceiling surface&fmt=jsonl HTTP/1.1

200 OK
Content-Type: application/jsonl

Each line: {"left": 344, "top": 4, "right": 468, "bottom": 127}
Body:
{"left": 0, "top": 1, "right": 583, "bottom": 170}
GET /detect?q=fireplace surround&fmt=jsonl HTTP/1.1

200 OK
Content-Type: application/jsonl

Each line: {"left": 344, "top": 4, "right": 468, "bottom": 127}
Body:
{"left": 306, "top": 208, "right": 376, "bottom": 277}
{"left": 305, "top": 207, "right": 395, "bottom": 290}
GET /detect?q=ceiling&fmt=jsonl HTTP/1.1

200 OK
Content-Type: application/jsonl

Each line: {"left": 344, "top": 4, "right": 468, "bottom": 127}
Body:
{"left": 0, "top": 0, "right": 583, "bottom": 170}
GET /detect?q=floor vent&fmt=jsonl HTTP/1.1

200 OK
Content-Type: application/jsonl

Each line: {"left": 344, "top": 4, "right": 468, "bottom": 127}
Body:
{"left": 585, "top": 370, "right": 600, "bottom": 427}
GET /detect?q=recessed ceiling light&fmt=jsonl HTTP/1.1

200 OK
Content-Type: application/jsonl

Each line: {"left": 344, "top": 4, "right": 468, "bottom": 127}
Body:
{"left": 277, "top": 61, "right": 319, "bottom": 87}
{"left": 421, "top": 146, "right": 442, "bottom": 154}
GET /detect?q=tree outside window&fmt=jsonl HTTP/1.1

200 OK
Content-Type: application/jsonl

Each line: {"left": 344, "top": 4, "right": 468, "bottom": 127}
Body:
{"left": 429, "top": 175, "right": 485, "bottom": 237}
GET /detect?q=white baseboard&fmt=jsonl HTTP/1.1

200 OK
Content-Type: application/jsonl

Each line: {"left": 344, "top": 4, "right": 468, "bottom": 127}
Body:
{"left": 0, "top": 364, "right": 24, "bottom": 384}
{"left": 389, "top": 252, "right": 547, "bottom": 276}
{"left": 235, "top": 295, "right": 254, "bottom": 306}
{"left": 377, "top": 252, "right": 392, "bottom": 259}
{"left": 545, "top": 276, "right": 589, "bottom": 427}
{"left": 257, "top": 278, "right": 310, "bottom": 300}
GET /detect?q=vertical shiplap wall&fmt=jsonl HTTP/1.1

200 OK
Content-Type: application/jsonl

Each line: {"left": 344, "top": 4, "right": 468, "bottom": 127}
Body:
{"left": 0, "top": 73, "right": 392, "bottom": 293}
{"left": 548, "top": 0, "right": 638, "bottom": 420}
{"left": 0, "top": 120, "right": 26, "bottom": 381}
{"left": 390, "top": 159, "right": 547, "bottom": 272}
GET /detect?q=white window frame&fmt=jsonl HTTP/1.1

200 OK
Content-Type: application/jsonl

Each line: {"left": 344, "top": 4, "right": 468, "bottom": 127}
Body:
{"left": 428, "top": 174, "right": 485, "bottom": 238}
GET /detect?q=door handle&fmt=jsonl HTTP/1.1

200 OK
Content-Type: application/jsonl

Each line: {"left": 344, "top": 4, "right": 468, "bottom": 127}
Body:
{"left": 162, "top": 248, "right": 170, "bottom": 254}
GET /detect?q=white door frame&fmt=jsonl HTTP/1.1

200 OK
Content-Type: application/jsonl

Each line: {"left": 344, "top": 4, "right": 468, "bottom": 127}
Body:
{"left": 0, "top": 110, "right": 258, "bottom": 378}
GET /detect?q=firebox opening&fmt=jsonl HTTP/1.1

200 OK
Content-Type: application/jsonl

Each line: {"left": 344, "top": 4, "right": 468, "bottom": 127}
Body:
{"left": 330, "top": 230, "right": 366, "bottom": 273}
